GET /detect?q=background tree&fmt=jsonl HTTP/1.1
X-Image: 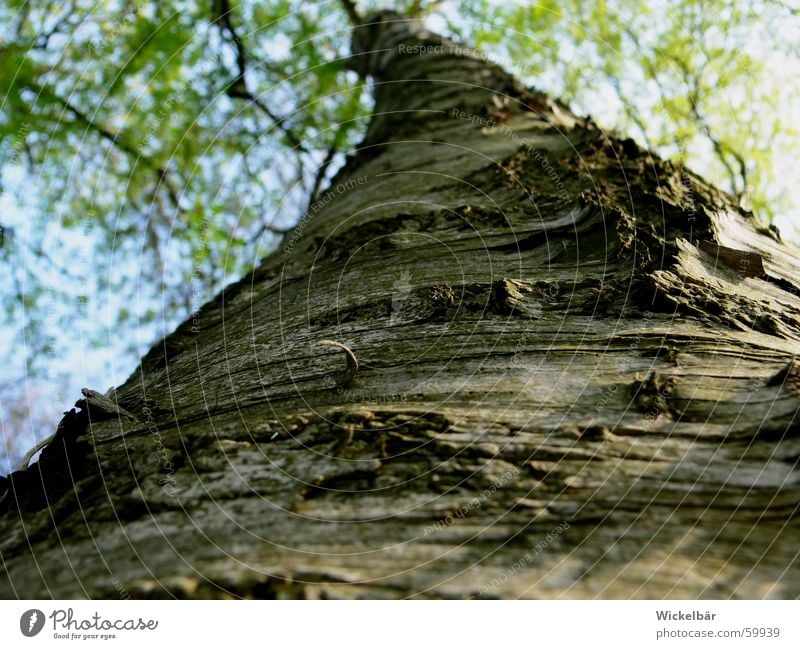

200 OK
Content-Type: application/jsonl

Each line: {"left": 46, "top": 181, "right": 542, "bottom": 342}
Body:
{"left": 0, "top": 2, "right": 799, "bottom": 598}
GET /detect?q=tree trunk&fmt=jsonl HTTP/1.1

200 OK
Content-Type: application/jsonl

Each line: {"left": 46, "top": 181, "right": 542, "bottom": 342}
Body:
{"left": 1, "top": 13, "right": 798, "bottom": 599}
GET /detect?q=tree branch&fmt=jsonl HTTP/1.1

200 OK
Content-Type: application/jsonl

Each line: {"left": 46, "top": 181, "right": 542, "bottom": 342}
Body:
{"left": 215, "top": 0, "right": 247, "bottom": 86}
{"left": 213, "top": 0, "right": 309, "bottom": 153}
{"left": 339, "top": 0, "right": 362, "bottom": 25}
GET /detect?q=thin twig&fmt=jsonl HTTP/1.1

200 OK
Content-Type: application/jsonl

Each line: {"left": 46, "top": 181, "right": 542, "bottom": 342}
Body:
{"left": 306, "top": 139, "right": 340, "bottom": 212}
{"left": 622, "top": 25, "right": 747, "bottom": 193}
{"left": 52, "top": 90, "right": 186, "bottom": 210}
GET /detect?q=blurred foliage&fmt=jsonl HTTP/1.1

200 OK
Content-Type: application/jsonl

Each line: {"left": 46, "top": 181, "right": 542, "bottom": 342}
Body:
{"left": 0, "top": 0, "right": 797, "bottom": 409}
{"left": 0, "top": 0, "right": 376, "bottom": 372}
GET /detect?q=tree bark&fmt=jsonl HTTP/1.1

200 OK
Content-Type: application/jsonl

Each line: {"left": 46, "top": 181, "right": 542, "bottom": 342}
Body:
{"left": 1, "top": 12, "right": 798, "bottom": 599}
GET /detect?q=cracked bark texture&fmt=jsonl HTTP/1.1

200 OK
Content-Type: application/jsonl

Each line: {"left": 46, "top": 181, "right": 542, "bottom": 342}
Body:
{"left": 1, "top": 13, "right": 799, "bottom": 599}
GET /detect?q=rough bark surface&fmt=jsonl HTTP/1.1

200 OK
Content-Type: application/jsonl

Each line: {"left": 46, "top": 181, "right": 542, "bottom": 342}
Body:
{"left": 1, "top": 13, "right": 798, "bottom": 599}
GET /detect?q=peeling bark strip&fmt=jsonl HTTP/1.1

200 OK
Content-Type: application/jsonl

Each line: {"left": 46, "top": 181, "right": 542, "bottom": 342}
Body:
{"left": 697, "top": 240, "right": 765, "bottom": 278}
{"left": 2, "top": 12, "right": 800, "bottom": 599}
{"left": 767, "top": 359, "right": 800, "bottom": 394}
{"left": 0, "top": 389, "right": 135, "bottom": 513}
